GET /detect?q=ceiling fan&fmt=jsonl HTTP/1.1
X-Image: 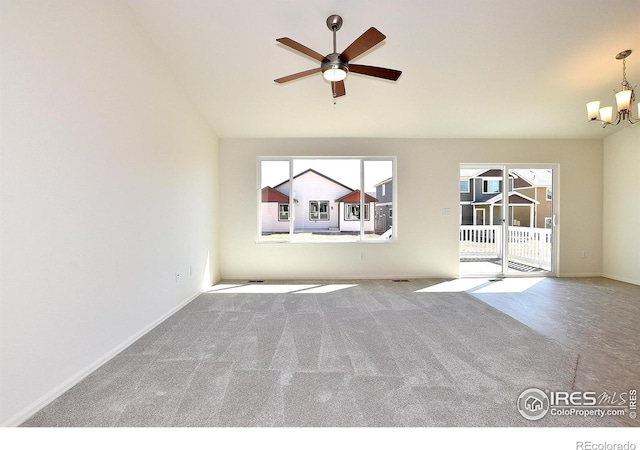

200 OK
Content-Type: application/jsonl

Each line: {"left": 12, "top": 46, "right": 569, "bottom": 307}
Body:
{"left": 274, "top": 15, "right": 402, "bottom": 98}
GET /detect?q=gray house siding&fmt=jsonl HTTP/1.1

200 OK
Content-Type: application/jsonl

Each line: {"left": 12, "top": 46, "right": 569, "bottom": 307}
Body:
{"left": 374, "top": 179, "right": 393, "bottom": 233}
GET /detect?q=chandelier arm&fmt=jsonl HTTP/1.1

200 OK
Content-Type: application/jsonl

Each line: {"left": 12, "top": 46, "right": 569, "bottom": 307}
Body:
{"left": 604, "top": 116, "right": 620, "bottom": 128}
{"left": 590, "top": 111, "right": 638, "bottom": 127}
{"left": 592, "top": 113, "right": 623, "bottom": 128}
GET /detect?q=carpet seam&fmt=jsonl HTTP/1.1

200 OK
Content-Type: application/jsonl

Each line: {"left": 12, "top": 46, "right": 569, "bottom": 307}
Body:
{"left": 571, "top": 353, "right": 580, "bottom": 391}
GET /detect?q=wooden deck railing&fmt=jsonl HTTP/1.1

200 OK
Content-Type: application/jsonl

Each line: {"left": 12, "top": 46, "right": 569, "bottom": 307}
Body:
{"left": 460, "top": 225, "right": 552, "bottom": 270}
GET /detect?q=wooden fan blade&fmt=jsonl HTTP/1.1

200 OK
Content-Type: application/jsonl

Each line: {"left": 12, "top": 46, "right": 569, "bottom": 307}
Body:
{"left": 339, "top": 27, "right": 385, "bottom": 62}
{"left": 331, "top": 80, "right": 346, "bottom": 98}
{"left": 349, "top": 64, "right": 402, "bottom": 81}
{"left": 276, "top": 37, "right": 325, "bottom": 62}
{"left": 274, "top": 67, "right": 321, "bottom": 84}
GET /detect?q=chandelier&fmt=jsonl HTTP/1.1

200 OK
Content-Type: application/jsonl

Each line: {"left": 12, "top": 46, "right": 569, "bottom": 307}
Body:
{"left": 586, "top": 49, "right": 639, "bottom": 128}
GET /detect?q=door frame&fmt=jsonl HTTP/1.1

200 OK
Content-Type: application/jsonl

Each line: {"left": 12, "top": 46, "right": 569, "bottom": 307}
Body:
{"left": 459, "top": 163, "right": 559, "bottom": 277}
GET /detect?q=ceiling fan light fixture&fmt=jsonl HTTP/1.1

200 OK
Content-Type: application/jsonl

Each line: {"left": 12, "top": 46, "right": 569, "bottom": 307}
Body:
{"left": 323, "top": 65, "right": 347, "bottom": 82}
{"left": 274, "top": 15, "right": 402, "bottom": 98}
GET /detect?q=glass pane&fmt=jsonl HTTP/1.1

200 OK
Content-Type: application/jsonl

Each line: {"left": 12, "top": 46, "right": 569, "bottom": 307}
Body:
{"left": 365, "top": 160, "right": 393, "bottom": 240}
{"left": 259, "top": 160, "right": 291, "bottom": 241}
{"left": 506, "top": 168, "right": 553, "bottom": 274}
{"left": 459, "top": 166, "right": 504, "bottom": 276}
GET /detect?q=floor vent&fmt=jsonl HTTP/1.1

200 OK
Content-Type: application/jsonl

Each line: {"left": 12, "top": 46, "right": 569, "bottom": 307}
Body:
{"left": 488, "top": 278, "right": 504, "bottom": 282}
{"left": 392, "top": 279, "right": 410, "bottom": 282}
{"left": 248, "top": 280, "right": 265, "bottom": 283}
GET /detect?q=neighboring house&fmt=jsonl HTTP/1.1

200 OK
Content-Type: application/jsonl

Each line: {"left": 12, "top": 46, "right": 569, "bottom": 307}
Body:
{"left": 511, "top": 169, "right": 553, "bottom": 228}
{"left": 336, "top": 190, "right": 378, "bottom": 233}
{"left": 261, "top": 168, "right": 377, "bottom": 234}
{"left": 460, "top": 169, "right": 542, "bottom": 227}
{"left": 261, "top": 187, "right": 290, "bottom": 233}
{"left": 374, "top": 177, "right": 393, "bottom": 233}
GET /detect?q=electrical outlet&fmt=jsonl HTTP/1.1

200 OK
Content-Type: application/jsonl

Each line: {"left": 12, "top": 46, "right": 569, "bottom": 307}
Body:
{"left": 176, "top": 272, "right": 181, "bottom": 282}
{"left": 360, "top": 252, "right": 366, "bottom": 260}
{"left": 581, "top": 250, "right": 588, "bottom": 258}
{"left": 189, "top": 265, "right": 193, "bottom": 276}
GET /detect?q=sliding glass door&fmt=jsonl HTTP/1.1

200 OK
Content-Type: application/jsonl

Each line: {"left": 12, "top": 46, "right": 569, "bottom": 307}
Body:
{"left": 505, "top": 167, "right": 555, "bottom": 274}
{"left": 459, "top": 164, "right": 557, "bottom": 277}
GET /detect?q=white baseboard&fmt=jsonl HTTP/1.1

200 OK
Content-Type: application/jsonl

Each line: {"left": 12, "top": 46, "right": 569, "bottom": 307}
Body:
{"left": 1, "top": 290, "right": 202, "bottom": 427}
{"left": 217, "top": 274, "right": 457, "bottom": 281}
{"left": 557, "top": 273, "right": 602, "bottom": 278}
{"left": 602, "top": 273, "right": 640, "bottom": 287}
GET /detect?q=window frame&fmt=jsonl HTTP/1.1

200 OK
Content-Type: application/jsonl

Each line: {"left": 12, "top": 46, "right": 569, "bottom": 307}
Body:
{"left": 345, "top": 203, "right": 370, "bottom": 221}
{"left": 278, "top": 203, "right": 289, "bottom": 221}
{"left": 483, "top": 179, "right": 502, "bottom": 194}
{"left": 309, "top": 200, "right": 330, "bottom": 221}
{"left": 257, "top": 156, "right": 396, "bottom": 243}
{"left": 460, "top": 180, "right": 470, "bottom": 193}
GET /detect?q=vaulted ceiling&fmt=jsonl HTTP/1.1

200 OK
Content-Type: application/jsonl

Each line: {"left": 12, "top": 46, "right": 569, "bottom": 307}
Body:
{"left": 126, "top": 0, "right": 640, "bottom": 140}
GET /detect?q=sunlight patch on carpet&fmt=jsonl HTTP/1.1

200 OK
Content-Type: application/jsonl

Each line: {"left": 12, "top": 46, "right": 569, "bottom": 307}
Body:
{"left": 205, "top": 284, "right": 244, "bottom": 292}
{"left": 415, "top": 278, "right": 490, "bottom": 293}
{"left": 293, "top": 284, "right": 358, "bottom": 294}
{"left": 210, "top": 284, "right": 319, "bottom": 294}
{"left": 472, "top": 277, "right": 545, "bottom": 293}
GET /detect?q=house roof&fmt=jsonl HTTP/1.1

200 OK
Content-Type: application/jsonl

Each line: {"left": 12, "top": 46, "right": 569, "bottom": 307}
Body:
{"left": 461, "top": 168, "right": 552, "bottom": 187}
{"left": 475, "top": 169, "right": 503, "bottom": 178}
{"left": 511, "top": 169, "right": 553, "bottom": 187}
{"left": 261, "top": 187, "right": 289, "bottom": 203}
{"left": 272, "top": 168, "right": 354, "bottom": 192}
{"left": 335, "top": 190, "right": 378, "bottom": 203}
{"left": 474, "top": 191, "right": 539, "bottom": 206}
{"left": 459, "top": 169, "right": 485, "bottom": 178}
{"left": 374, "top": 177, "right": 393, "bottom": 187}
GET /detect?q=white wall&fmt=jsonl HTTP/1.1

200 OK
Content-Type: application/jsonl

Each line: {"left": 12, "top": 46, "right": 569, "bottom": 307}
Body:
{"left": 220, "top": 138, "right": 603, "bottom": 280}
{"left": 603, "top": 126, "right": 640, "bottom": 285}
{"left": 0, "top": 1, "right": 219, "bottom": 426}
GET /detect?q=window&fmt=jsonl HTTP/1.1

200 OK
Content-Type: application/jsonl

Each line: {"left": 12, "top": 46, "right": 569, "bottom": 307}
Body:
{"left": 278, "top": 203, "right": 289, "bottom": 221}
{"left": 310, "top": 201, "right": 329, "bottom": 221}
{"left": 259, "top": 157, "right": 394, "bottom": 242}
{"left": 382, "top": 184, "right": 386, "bottom": 196}
{"left": 483, "top": 179, "right": 501, "bottom": 193}
{"left": 460, "top": 180, "right": 470, "bottom": 192}
{"left": 345, "top": 203, "right": 370, "bottom": 221}
{"left": 545, "top": 217, "right": 552, "bottom": 228}
{"left": 546, "top": 188, "right": 552, "bottom": 201}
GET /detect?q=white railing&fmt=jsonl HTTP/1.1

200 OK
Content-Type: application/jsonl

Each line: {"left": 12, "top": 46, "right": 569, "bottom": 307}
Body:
{"left": 459, "top": 225, "right": 502, "bottom": 258}
{"left": 460, "top": 225, "right": 552, "bottom": 270}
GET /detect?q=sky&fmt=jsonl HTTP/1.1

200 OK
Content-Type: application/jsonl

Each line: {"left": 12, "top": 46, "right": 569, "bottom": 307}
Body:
{"left": 260, "top": 159, "right": 393, "bottom": 192}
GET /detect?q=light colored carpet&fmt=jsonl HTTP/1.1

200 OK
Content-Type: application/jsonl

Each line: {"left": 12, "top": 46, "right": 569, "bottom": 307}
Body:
{"left": 22, "top": 279, "right": 618, "bottom": 427}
